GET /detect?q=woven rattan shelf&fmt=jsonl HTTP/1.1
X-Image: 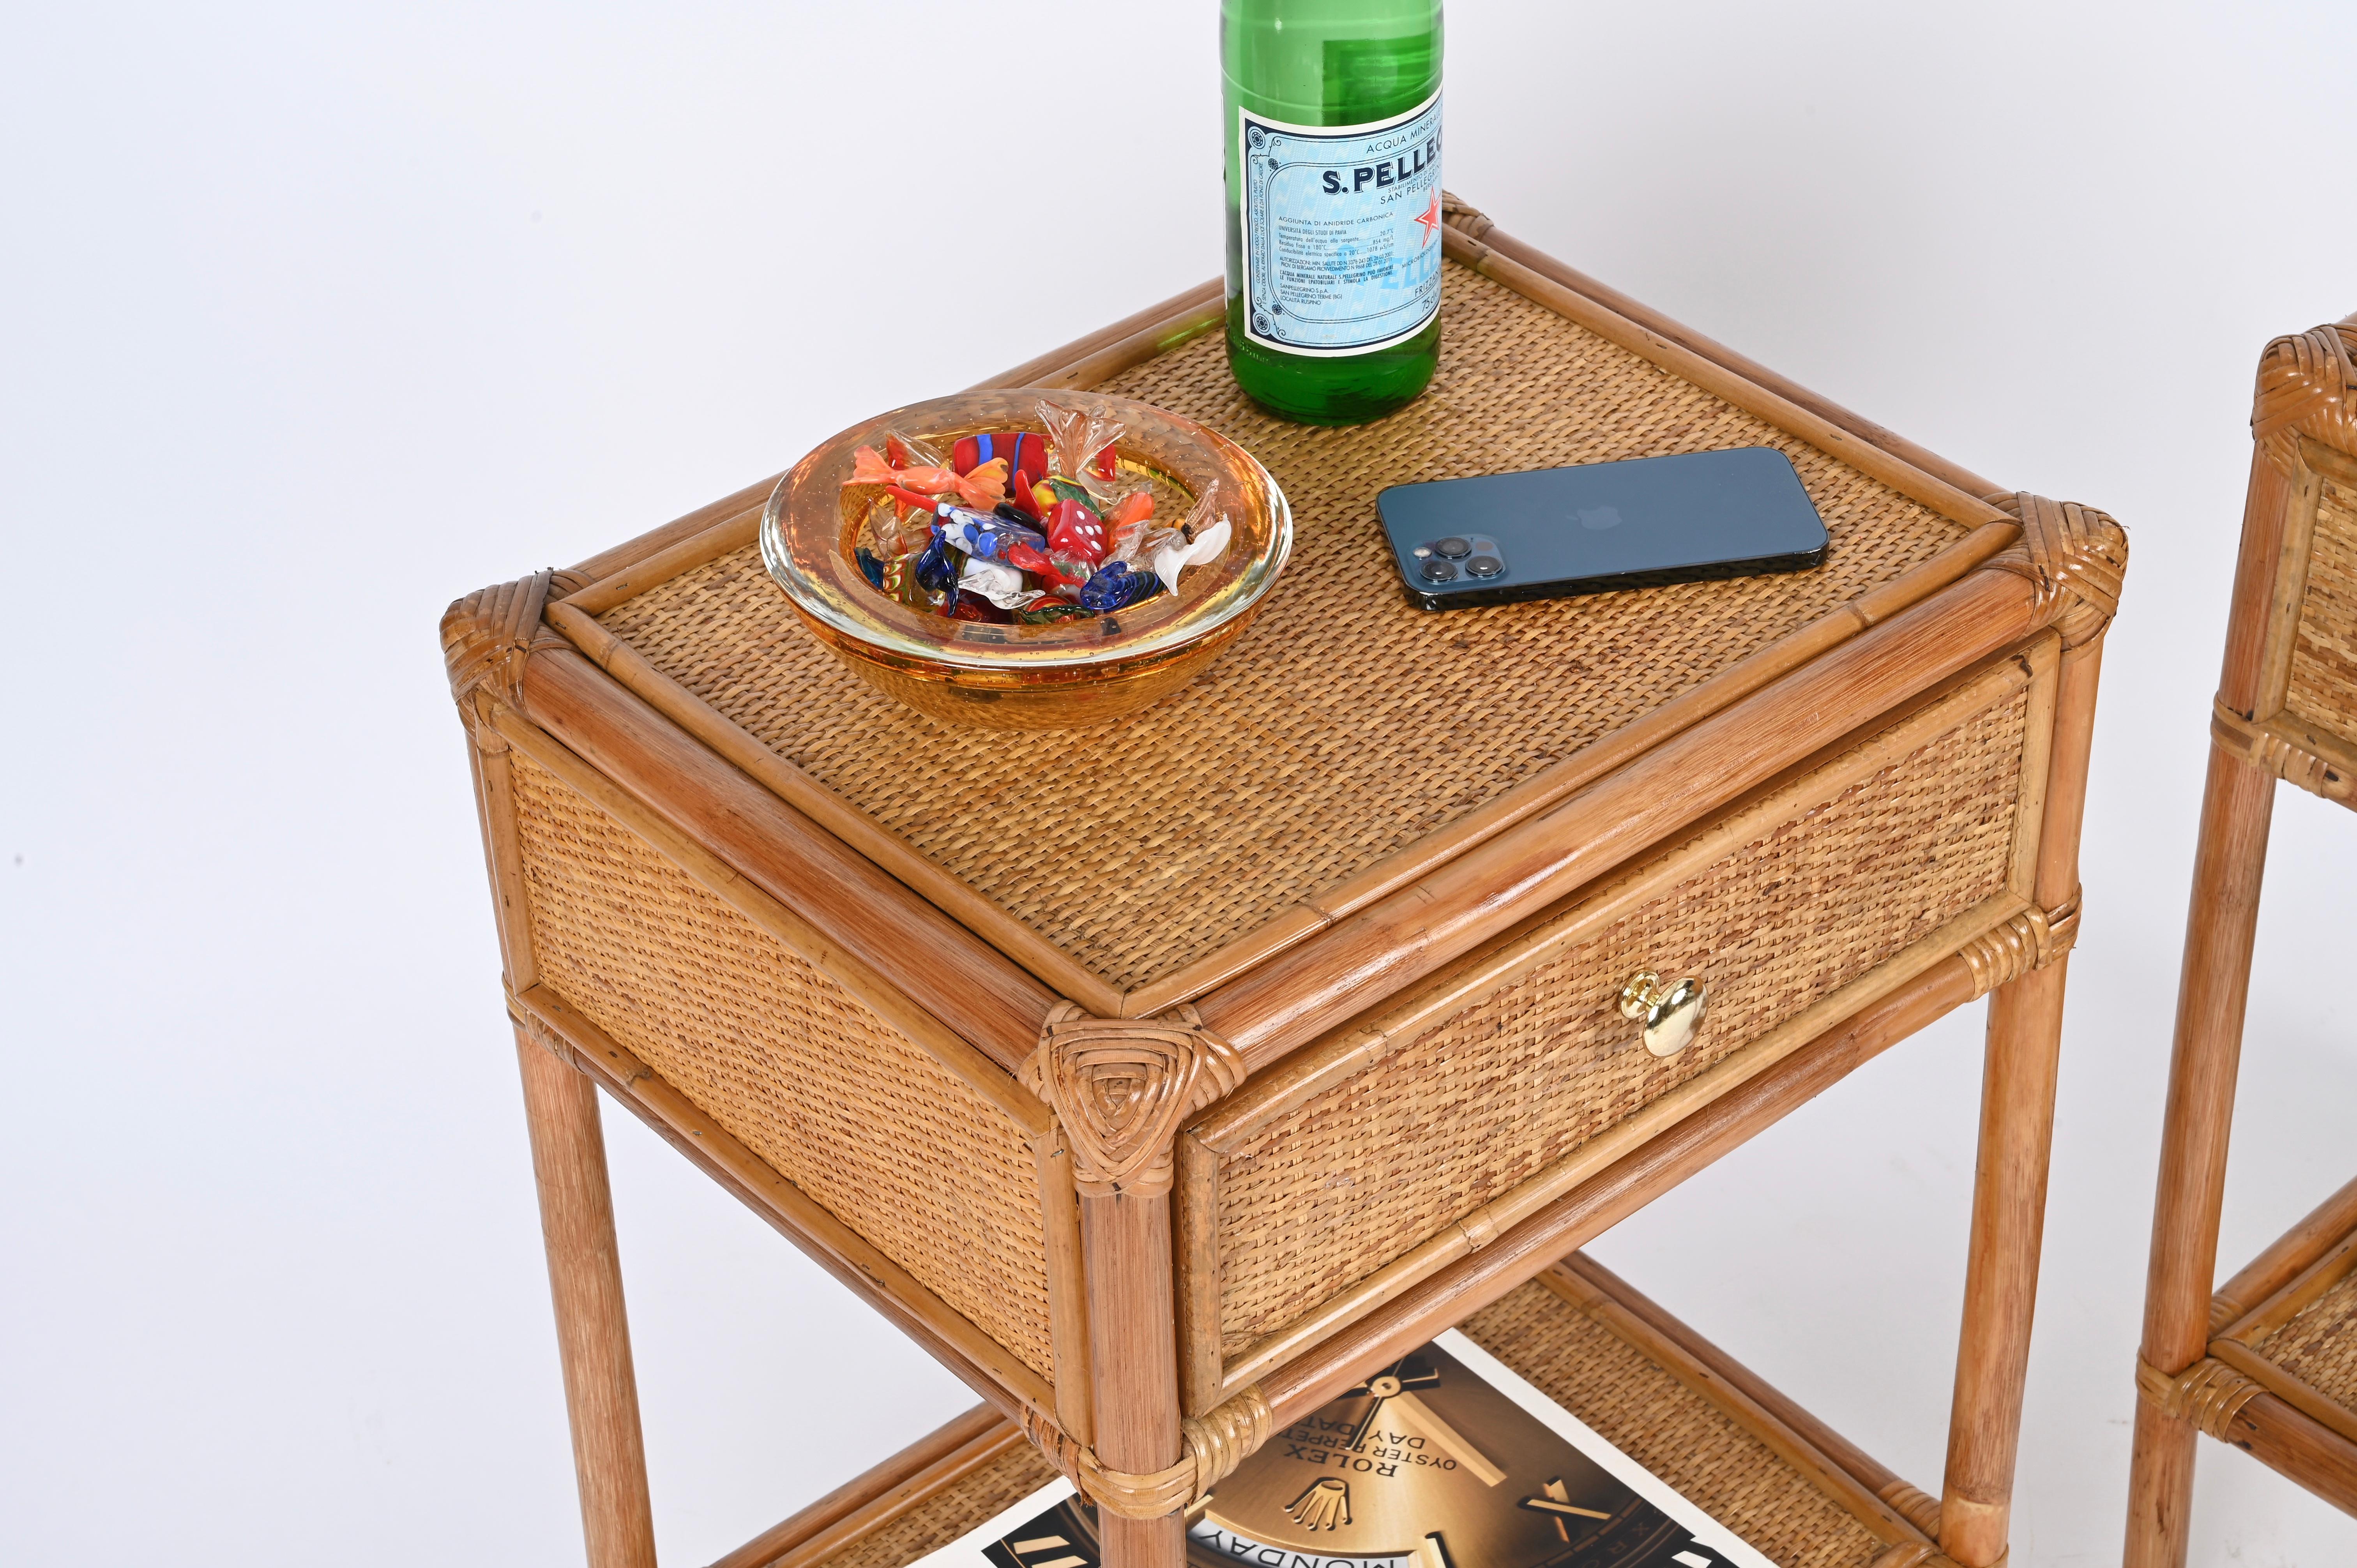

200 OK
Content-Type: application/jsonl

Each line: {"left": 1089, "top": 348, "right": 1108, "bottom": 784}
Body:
{"left": 736, "top": 1260, "right": 1956, "bottom": 1568}
{"left": 2126, "top": 315, "right": 2357, "bottom": 1558}
{"left": 442, "top": 196, "right": 2130, "bottom": 1568}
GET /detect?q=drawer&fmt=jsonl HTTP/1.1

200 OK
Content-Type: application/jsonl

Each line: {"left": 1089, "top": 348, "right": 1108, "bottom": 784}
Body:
{"left": 1178, "top": 637, "right": 2060, "bottom": 1404}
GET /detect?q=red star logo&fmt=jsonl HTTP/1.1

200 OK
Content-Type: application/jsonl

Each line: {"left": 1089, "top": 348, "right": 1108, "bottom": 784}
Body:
{"left": 1412, "top": 189, "right": 1442, "bottom": 244}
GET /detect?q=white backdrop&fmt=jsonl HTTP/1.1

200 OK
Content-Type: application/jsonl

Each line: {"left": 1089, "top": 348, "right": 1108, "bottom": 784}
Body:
{"left": 5, "top": 3, "right": 2354, "bottom": 1563}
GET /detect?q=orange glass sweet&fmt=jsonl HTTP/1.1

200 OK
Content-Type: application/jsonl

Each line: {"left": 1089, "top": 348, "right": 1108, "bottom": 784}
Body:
{"left": 761, "top": 389, "right": 1293, "bottom": 728}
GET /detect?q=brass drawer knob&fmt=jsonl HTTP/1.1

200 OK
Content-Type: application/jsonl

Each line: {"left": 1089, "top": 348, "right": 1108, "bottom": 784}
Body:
{"left": 1620, "top": 970, "right": 1707, "bottom": 1058}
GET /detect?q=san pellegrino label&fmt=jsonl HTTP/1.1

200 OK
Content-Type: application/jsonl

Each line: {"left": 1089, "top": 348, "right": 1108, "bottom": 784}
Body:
{"left": 1238, "top": 89, "right": 1442, "bottom": 357}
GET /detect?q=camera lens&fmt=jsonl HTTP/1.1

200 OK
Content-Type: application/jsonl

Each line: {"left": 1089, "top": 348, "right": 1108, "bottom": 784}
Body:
{"left": 1419, "top": 558, "right": 1458, "bottom": 583}
{"left": 1466, "top": 555, "right": 1504, "bottom": 579}
{"left": 1433, "top": 536, "right": 1472, "bottom": 559}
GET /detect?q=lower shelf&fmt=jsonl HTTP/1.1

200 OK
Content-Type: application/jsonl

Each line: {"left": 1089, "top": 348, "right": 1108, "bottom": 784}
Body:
{"left": 714, "top": 1254, "right": 1954, "bottom": 1568}
{"left": 2170, "top": 1172, "right": 2357, "bottom": 1513}
{"left": 2237, "top": 1253, "right": 2357, "bottom": 1425}
{"left": 709, "top": 1408, "right": 1060, "bottom": 1568}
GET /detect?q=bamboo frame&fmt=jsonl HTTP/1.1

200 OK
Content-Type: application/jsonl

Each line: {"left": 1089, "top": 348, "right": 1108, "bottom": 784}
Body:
{"left": 2127, "top": 316, "right": 2357, "bottom": 1562}
{"left": 444, "top": 201, "right": 2134, "bottom": 1568}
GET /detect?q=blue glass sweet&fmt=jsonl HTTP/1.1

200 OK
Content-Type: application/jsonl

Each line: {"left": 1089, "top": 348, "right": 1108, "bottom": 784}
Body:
{"left": 1079, "top": 561, "right": 1163, "bottom": 613}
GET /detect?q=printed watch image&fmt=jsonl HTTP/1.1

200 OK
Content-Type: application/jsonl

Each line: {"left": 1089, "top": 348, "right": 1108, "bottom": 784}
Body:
{"left": 984, "top": 1340, "right": 1746, "bottom": 1568}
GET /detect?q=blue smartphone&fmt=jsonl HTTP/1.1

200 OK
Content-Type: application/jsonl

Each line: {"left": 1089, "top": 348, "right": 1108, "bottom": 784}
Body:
{"left": 1375, "top": 446, "right": 1829, "bottom": 611}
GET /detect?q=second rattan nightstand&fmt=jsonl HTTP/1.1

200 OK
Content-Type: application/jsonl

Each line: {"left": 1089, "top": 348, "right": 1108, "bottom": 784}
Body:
{"left": 2125, "top": 313, "right": 2357, "bottom": 1561}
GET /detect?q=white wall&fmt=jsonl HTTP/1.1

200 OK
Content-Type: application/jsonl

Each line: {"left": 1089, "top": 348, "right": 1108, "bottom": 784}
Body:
{"left": 3, "top": 3, "right": 2352, "bottom": 1563}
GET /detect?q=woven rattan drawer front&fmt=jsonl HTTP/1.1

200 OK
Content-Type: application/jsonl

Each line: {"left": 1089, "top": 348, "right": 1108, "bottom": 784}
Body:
{"left": 2284, "top": 477, "right": 2357, "bottom": 751}
{"left": 1201, "top": 654, "right": 2048, "bottom": 1368}
{"left": 505, "top": 751, "right": 1057, "bottom": 1380}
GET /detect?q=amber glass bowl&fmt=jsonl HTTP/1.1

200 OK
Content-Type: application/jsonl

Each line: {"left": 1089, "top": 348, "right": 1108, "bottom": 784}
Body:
{"left": 761, "top": 388, "right": 1292, "bottom": 729}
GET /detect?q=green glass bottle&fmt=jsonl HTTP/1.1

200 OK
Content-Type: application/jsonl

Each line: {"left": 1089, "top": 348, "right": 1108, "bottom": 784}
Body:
{"left": 1222, "top": 0, "right": 1444, "bottom": 425}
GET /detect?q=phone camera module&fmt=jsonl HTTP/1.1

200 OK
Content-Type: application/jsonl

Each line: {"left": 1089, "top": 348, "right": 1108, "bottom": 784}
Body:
{"left": 1419, "top": 558, "right": 1458, "bottom": 584}
{"left": 1433, "top": 536, "right": 1472, "bottom": 560}
{"left": 1466, "top": 555, "right": 1504, "bottom": 579}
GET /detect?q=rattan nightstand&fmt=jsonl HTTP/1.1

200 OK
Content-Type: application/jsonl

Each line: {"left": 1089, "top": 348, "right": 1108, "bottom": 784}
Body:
{"left": 442, "top": 197, "right": 2128, "bottom": 1568}
{"left": 2125, "top": 313, "right": 2357, "bottom": 1561}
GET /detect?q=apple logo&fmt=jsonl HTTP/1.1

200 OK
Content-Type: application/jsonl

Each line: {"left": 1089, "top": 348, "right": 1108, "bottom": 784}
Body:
{"left": 1578, "top": 505, "right": 1623, "bottom": 531}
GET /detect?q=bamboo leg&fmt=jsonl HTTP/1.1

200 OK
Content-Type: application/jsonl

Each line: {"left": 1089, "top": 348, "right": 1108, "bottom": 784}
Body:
{"left": 1938, "top": 632, "right": 2105, "bottom": 1566}
{"left": 1938, "top": 958, "right": 2069, "bottom": 1566}
{"left": 1083, "top": 1190, "right": 1185, "bottom": 1568}
{"left": 2122, "top": 750, "right": 2276, "bottom": 1568}
{"left": 518, "top": 1031, "right": 659, "bottom": 1568}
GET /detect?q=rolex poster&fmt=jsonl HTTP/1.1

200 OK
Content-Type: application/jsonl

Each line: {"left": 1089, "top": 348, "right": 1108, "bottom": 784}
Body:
{"left": 911, "top": 1330, "right": 1776, "bottom": 1568}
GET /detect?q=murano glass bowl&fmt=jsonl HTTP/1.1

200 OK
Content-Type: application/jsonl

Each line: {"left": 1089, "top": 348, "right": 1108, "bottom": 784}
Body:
{"left": 761, "top": 388, "right": 1293, "bottom": 729}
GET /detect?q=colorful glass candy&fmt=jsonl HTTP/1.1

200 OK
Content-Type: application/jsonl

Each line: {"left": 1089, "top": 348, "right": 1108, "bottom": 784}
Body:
{"left": 912, "top": 531, "right": 959, "bottom": 596}
{"left": 849, "top": 446, "right": 1009, "bottom": 510}
{"left": 958, "top": 554, "right": 1041, "bottom": 610}
{"left": 950, "top": 590, "right": 1012, "bottom": 623}
{"left": 939, "top": 507, "right": 1046, "bottom": 562}
{"left": 846, "top": 403, "right": 1232, "bottom": 630}
{"left": 1079, "top": 561, "right": 1161, "bottom": 613}
{"left": 1046, "top": 499, "right": 1107, "bottom": 565}
{"left": 952, "top": 432, "right": 1047, "bottom": 483}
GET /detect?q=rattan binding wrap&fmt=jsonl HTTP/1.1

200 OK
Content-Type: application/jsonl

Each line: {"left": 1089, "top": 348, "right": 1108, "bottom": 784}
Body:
{"left": 2210, "top": 699, "right": 2356, "bottom": 802}
{"left": 1958, "top": 896, "right": 2078, "bottom": 999}
{"left": 505, "top": 750, "right": 1058, "bottom": 1377}
{"left": 2134, "top": 1356, "right": 2266, "bottom": 1442}
{"left": 1018, "top": 1387, "right": 1274, "bottom": 1519}
{"left": 596, "top": 260, "right": 1974, "bottom": 994}
{"left": 443, "top": 569, "right": 576, "bottom": 716}
{"left": 1214, "top": 689, "right": 2030, "bottom": 1349}
{"left": 2252, "top": 318, "right": 2357, "bottom": 477}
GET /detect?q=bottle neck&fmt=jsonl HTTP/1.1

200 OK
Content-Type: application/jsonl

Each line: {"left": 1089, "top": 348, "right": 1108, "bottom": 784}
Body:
{"left": 1222, "top": 0, "right": 1442, "bottom": 127}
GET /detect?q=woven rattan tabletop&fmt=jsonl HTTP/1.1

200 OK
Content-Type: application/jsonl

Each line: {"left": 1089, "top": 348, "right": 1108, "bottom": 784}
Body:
{"left": 596, "top": 256, "right": 1975, "bottom": 997}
